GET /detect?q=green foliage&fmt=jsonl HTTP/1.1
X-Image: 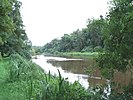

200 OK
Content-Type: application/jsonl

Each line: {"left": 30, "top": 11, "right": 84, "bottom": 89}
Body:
{"left": 0, "top": 54, "right": 45, "bottom": 100}
{"left": 0, "top": 56, "right": 107, "bottom": 100}
{"left": 109, "top": 83, "right": 133, "bottom": 100}
{"left": 32, "top": 46, "right": 44, "bottom": 55}
{"left": 38, "top": 70, "right": 106, "bottom": 100}
{"left": 0, "top": 0, "right": 14, "bottom": 45}
{"left": 86, "top": 17, "right": 105, "bottom": 48}
{"left": 0, "top": 58, "right": 10, "bottom": 82}
{"left": 0, "top": 0, "right": 31, "bottom": 58}
{"left": 8, "top": 53, "right": 31, "bottom": 82}
{"left": 1, "top": 0, "right": 133, "bottom": 99}
{"left": 42, "top": 18, "right": 107, "bottom": 54}
{"left": 59, "top": 52, "right": 98, "bottom": 59}
{"left": 96, "top": 0, "right": 133, "bottom": 98}
{"left": 81, "top": 46, "right": 93, "bottom": 52}
{"left": 97, "top": 0, "right": 133, "bottom": 78}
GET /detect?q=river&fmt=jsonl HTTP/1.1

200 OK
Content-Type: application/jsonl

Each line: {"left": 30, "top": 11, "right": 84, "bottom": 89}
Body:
{"left": 32, "top": 55, "right": 107, "bottom": 89}
{"left": 32, "top": 55, "right": 132, "bottom": 90}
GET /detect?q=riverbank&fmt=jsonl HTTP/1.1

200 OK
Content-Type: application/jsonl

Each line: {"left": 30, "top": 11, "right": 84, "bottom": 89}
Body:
{"left": 1, "top": 54, "right": 132, "bottom": 99}
{"left": 0, "top": 55, "right": 103, "bottom": 100}
{"left": 0, "top": 57, "right": 45, "bottom": 99}
{"left": 44, "top": 52, "right": 99, "bottom": 59}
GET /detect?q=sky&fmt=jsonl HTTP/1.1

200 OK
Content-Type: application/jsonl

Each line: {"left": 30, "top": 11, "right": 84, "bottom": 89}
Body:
{"left": 20, "top": 0, "right": 109, "bottom": 46}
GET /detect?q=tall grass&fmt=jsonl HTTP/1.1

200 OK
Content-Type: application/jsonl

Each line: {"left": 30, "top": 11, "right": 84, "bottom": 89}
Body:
{"left": 37, "top": 69, "right": 107, "bottom": 100}
{"left": 0, "top": 53, "right": 106, "bottom": 100}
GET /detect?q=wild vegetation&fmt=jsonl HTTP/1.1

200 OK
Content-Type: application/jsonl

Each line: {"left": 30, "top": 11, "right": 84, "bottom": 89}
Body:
{"left": 0, "top": 0, "right": 31, "bottom": 58}
{"left": 1, "top": 55, "right": 104, "bottom": 100}
{"left": 0, "top": 0, "right": 108, "bottom": 100}
{"left": 54, "top": 52, "right": 99, "bottom": 59}
{"left": 97, "top": 0, "right": 133, "bottom": 98}
{"left": 0, "top": 0, "right": 133, "bottom": 99}
{"left": 41, "top": 0, "right": 133, "bottom": 99}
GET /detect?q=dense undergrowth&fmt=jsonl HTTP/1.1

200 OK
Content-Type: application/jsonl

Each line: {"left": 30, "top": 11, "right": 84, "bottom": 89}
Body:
{"left": 0, "top": 54, "right": 133, "bottom": 99}
{"left": 0, "top": 54, "right": 106, "bottom": 100}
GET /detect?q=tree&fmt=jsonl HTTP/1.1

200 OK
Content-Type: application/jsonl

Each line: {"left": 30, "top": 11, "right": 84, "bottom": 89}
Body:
{"left": 0, "top": 0, "right": 31, "bottom": 58}
{"left": 86, "top": 18, "right": 105, "bottom": 48}
{"left": 42, "top": 17, "right": 106, "bottom": 53}
{"left": 0, "top": 0, "right": 14, "bottom": 56}
{"left": 97, "top": 0, "right": 133, "bottom": 82}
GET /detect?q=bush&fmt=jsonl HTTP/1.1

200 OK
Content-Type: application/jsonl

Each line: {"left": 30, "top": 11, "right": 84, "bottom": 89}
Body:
{"left": 94, "top": 46, "right": 103, "bottom": 52}
{"left": 81, "top": 46, "right": 94, "bottom": 52}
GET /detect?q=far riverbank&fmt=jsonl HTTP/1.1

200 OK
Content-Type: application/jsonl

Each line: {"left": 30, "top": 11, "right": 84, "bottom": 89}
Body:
{"left": 43, "top": 52, "right": 99, "bottom": 59}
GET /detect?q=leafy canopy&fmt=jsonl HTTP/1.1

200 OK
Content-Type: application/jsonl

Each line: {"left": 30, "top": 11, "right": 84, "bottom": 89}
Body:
{"left": 0, "top": 0, "right": 31, "bottom": 58}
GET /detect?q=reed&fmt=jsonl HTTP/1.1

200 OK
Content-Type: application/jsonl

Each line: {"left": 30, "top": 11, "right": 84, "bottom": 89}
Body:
{"left": 0, "top": 53, "right": 114, "bottom": 100}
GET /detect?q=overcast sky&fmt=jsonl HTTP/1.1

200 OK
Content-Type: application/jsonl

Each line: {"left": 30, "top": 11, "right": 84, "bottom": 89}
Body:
{"left": 20, "top": 0, "right": 109, "bottom": 46}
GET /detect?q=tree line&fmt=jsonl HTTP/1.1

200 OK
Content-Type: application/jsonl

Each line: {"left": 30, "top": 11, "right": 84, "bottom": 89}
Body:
{"left": 42, "top": 16, "right": 106, "bottom": 54}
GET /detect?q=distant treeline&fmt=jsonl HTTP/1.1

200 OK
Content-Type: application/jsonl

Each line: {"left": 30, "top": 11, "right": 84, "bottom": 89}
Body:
{"left": 41, "top": 16, "right": 107, "bottom": 54}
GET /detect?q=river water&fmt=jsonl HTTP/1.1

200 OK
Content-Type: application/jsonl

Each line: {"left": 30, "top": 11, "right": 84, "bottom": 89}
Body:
{"left": 32, "top": 55, "right": 106, "bottom": 89}
{"left": 33, "top": 55, "right": 132, "bottom": 90}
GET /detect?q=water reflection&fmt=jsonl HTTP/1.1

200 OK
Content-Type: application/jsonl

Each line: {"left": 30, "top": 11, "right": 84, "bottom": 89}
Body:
{"left": 47, "top": 60, "right": 88, "bottom": 74}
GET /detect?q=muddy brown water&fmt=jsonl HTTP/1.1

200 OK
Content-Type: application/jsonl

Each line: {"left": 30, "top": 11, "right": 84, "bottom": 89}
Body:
{"left": 33, "top": 55, "right": 132, "bottom": 90}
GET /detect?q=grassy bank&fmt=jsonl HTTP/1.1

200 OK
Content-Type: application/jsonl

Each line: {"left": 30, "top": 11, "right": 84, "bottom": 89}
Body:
{"left": 1, "top": 54, "right": 132, "bottom": 99}
{"left": 56, "top": 52, "right": 99, "bottom": 59}
{"left": 0, "top": 57, "right": 45, "bottom": 100}
{"left": 0, "top": 54, "right": 105, "bottom": 100}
